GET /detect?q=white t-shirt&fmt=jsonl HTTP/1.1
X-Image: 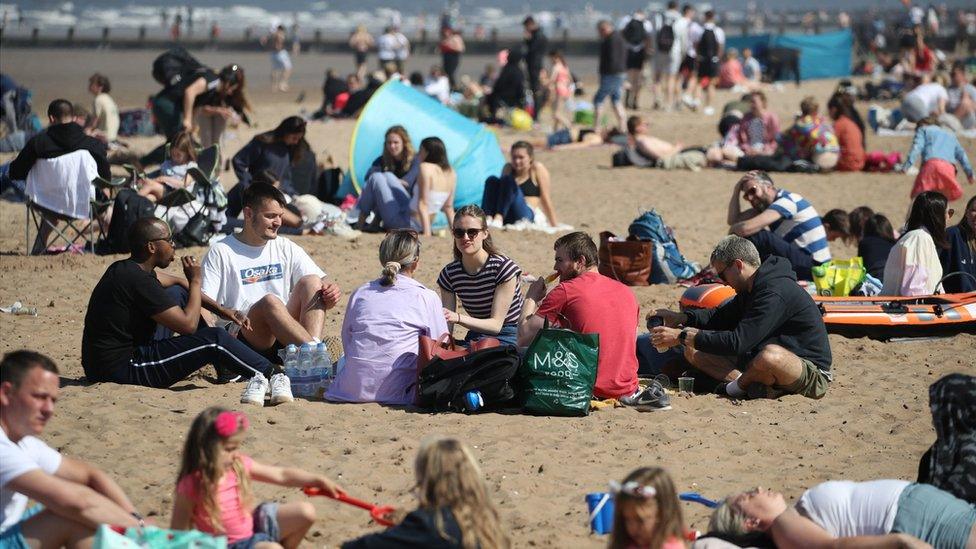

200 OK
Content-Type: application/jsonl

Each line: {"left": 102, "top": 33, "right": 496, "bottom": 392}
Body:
{"left": 672, "top": 17, "right": 691, "bottom": 58}
{"left": 685, "top": 21, "right": 703, "bottom": 57}
{"left": 201, "top": 234, "right": 325, "bottom": 311}
{"left": 906, "top": 83, "right": 949, "bottom": 114}
{"left": 0, "top": 429, "right": 62, "bottom": 533}
{"left": 377, "top": 33, "right": 397, "bottom": 61}
{"left": 796, "top": 480, "right": 909, "bottom": 538}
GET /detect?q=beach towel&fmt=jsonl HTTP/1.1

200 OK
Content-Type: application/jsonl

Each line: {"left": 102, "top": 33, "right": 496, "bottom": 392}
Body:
{"left": 25, "top": 150, "right": 97, "bottom": 219}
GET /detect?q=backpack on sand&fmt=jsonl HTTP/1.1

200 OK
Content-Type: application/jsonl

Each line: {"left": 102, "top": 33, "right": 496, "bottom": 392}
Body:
{"left": 100, "top": 188, "right": 155, "bottom": 255}
{"left": 656, "top": 22, "right": 675, "bottom": 51}
{"left": 152, "top": 47, "right": 205, "bottom": 90}
{"left": 415, "top": 346, "right": 521, "bottom": 413}
{"left": 623, "top": 18, "right": 648, "bottom": 46}
{"left": 628, "top": 209, "right": 700, "bottom": 284}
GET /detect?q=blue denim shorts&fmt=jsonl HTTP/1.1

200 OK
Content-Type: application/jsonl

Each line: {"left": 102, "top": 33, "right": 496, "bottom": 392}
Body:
{"left": 228, "top": 502, "right": 280, "bottom": 549}
{"left": 594, "top": 74, "right": 626, "bottom": 105}
{"left": 891, "top": 483, "right": 976, "bottom": 548}
{"left": 0, "top": 505, "right": 44, "bottom": 549}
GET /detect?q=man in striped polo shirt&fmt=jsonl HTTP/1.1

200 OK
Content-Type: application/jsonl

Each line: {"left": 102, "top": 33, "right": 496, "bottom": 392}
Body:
{"left": 726, "top": 170, "right": 831, "bottom": 280}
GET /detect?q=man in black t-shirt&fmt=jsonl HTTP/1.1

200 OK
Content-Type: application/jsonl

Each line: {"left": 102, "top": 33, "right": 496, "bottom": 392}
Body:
{"left": 81, "top": 218, "right": 292, "bottom": 406}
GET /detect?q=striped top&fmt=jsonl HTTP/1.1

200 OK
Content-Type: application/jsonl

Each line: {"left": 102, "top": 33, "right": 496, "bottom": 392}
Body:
{"left": 768, "top": 189, "right": 832, "bottom": 264}
{"left": 437, "top": 255, "right": 523, "bottom": 324}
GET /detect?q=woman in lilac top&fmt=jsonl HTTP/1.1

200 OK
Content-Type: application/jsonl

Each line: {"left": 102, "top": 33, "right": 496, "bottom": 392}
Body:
{"left": 326, "top": 230, "right": 448, "bottom": 405}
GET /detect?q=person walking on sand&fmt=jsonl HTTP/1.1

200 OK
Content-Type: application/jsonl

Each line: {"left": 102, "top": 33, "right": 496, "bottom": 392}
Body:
{"left": 0, "top": 350, "right": 144, "bottom": 546}
{"left": 263, "top": 25, "right": 292, "bottom": 92}
{"left": 594, "top": 20, "right": 628, "bottom": 133}
{"left": 349, "top": 25, "right": 374, "bottom": 81}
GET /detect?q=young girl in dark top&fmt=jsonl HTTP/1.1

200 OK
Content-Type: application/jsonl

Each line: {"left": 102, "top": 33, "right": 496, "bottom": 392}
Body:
{"left": 941, "top": 194, "right": 976, "bottom": 293}
{"left": 438, "top": 205, "right": 523, "bottom": 346}
{"left": 859, "top": 213, "right": 897, "bottom": 281}
{"left": 342, "top": 437, "right": 509, "bottom": 549}
{"left": 481, "top": 141, "right": 560, "bottom": 228}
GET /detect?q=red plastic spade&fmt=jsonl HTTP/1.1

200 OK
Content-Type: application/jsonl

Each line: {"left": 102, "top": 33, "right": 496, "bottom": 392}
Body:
{"left": 303, "top": 486, "right": 396, "bottom": 527}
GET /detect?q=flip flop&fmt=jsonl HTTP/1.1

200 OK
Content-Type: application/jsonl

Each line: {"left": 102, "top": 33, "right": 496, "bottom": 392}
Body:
{"left": 679, "top": 492, "right": 719, "bottom": 508}
{"left": 303, "top": 486, "right": 396, "bottom": 526}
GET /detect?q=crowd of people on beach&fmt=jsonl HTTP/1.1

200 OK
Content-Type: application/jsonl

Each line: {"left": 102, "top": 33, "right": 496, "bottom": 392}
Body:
{"left": 1, "top": 0, "right": 976, "bottom": 545}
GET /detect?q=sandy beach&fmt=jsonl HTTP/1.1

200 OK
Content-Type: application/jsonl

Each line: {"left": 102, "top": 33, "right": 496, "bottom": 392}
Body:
{"left": 0, "top": 47, "right": 974, "bottom": 546}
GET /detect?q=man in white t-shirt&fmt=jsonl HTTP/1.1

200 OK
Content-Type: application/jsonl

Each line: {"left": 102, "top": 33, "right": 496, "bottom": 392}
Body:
{"left": 901, "top": 78, "right": 948, "bottom": 122}
{"left": 202, "top": 182, "right": 341, "bottom": 362}
{"left": 0, "top": 351, "right": 141, "bottom": 546}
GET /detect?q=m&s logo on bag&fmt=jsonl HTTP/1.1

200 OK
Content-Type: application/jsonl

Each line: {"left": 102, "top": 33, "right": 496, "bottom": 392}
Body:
{"left": 532, "top": 350, "right": 581, "bottom": 378}
{"left": 240, "top": 264, "right": 283, "bottom": 285}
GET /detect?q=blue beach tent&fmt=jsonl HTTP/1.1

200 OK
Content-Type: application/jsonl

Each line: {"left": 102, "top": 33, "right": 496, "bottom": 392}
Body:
{"left": 340, "top": 80, "right": 505, "bottom": 208}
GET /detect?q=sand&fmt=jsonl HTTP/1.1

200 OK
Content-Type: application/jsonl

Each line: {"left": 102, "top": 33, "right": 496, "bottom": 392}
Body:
{"left": 1, "top": 47, "right": 975, "bottom": 546}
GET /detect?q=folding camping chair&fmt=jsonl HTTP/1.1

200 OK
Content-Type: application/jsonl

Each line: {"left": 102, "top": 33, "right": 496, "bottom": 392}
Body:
{"left": 24, "top": 150, "right": 102, "bottom": 255}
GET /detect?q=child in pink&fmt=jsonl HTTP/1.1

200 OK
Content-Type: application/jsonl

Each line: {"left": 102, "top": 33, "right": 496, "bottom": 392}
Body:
{"left": 900, "top": 117, "right": 975, "bottom": 202}
{"left": 171, "top": 408, "right": 343, "bottom": 548}
{"left": 608, "top": 467, "right": 691, "bottom": 549}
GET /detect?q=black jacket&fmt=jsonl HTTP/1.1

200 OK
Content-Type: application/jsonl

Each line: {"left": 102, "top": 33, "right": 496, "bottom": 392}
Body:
{"left": 939, "top": 225, "right": 976, "bottom": 293}
{"left": 599, "top": 31, "right": 628, "bottom": 75}
{"left": 341, "top": 508, "right": 466, "bottom": 549}
{"left": 685, "top": 256, "right": 832, "bottom": 373}
{"left": 523, "top": 28, "right": 549, "bottom": 72}
{"left": 9, "top": 122, "right": 110, "bottom": 180}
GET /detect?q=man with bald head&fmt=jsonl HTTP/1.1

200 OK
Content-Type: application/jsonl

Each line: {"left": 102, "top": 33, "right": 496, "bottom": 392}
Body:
{"left": 81, "top": 218, "right": 292, "bottom": 406}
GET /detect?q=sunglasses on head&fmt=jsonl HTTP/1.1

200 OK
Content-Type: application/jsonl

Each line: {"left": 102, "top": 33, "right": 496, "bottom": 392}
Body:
{"left": 452, "top": 228, "right": 483, "bottom": 239}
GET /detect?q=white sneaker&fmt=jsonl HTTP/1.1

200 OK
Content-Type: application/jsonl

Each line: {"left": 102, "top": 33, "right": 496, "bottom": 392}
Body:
{"left": 703, "top": 106, "right": 715, "bottom": 116}
{"left": 240, "top": 375, "right": 269, "bottom": 406}
{"left": 326, "top": 222, "right": 362, "bottom": 240}
{"left": 270, "top": 373, "right": 294, "bottom": 404}
{"left": 505, "top": 219, "right": 531, "bottom": 231}
{"left": 487, "top": 217, "right": 504, "bottom": 229}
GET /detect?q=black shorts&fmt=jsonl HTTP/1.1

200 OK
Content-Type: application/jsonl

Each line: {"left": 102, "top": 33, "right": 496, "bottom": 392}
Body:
{"left": 354, "top": 51, "right": 367, "bottom": 65}
{"left": 626, "top": 49, "right": 647, "bottom": 70}
{"left": 679, "top": 55, "right": 697, "bottom": 75}
{"left": 698, "top": 58, "right": 720, "bottom": 78}
{"left": 237, "top": 329, "right": 285, "bottom": 364}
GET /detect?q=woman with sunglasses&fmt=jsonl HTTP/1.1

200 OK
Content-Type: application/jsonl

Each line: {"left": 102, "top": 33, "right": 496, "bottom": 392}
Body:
{"left": 327, "top": 230, "right": 448, "bottom": 405}
{"left": 437, "top": 205, "right": 524, "bottom": 347}
{"left": 881, "top": 191, "right": 951, "bottom": 296}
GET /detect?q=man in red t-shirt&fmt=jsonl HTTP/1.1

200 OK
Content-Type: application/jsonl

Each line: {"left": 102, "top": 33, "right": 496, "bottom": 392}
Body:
{"left": 517, "top": 232, "right": 641, "bottom": 400}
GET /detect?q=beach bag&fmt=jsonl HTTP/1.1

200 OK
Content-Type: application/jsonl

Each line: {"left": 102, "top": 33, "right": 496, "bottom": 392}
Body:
{"left": 415, "top": 345, "right": 521, "bottom": 412}
{"left": 628, "top": 210, "right": 700, "bottom": 284}
{"left": 812, "top": 258, "right": 866, "bottom": 297}
{"left": 94, "top": 525, "right": 226, "bottom": 549}
{"left": 417, "top": 333, "right": 501, "bottom": 371}
{"left": 99, "top": 189, "right": 155, "bottom": 255}
{"left": 152, "top": 47, "right": 205, "bottom": 89}
{"left": 520, "top": 318, "right": 599, "bottom": 417}
{"left": 657, "top": 21, "right": 675, "bottom": 51}
{"left": 623, "top": 18, "right": 648, "bottom": 46}
{"left": 598, "top": 231, "right": 652, "bottom": 286}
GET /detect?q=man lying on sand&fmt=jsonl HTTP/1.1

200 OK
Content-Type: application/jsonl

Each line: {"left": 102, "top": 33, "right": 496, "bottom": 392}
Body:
{"left": 1, "top": 351, "right": 143, "bottom": 546}
{"left": 650, "top": 235, "right": 832, "bottom": 400}
{"left": 626, "top": 115, "right": 706, "bottom": 170}
{"left": 81, "top": 218, "right": 290, "bottom": 406}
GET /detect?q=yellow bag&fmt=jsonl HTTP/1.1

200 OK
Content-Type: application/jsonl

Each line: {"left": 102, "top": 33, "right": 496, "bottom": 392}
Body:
{"left": 509, "top": 108, "right": 533, "bottom": 131}
{"left": 812, "top": 258, "right": 866, "bottom": 297}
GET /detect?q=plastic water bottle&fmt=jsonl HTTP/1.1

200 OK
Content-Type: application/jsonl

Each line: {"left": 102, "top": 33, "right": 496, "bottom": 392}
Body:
{"left": 313, "top": 342, "right": 330, "bottom": 397}
{"left": 296, "top": 343, "right": 313, "bottom": 397}
{"left": 463, "top": 390, "right": 484, "bottom": 412}
{"left": 283, "top": 344, "right": 299, "bottom": 381}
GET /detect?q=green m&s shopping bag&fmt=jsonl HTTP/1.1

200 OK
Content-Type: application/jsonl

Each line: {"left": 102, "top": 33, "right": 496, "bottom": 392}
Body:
{"left": 520, "top": 318, "right": 599, "bottom": 416}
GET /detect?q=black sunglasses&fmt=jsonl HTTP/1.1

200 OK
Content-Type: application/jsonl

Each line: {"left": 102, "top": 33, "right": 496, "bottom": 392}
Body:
{"left": 452, "top": 228, "right": 484, "bottom": 239}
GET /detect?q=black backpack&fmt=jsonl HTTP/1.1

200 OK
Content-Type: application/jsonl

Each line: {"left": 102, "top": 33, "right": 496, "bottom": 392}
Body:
{"left": 152, "top": 47, "right": 205, "bottom": 89}
{"left": 697, "top": 28, "right": 719, "bottom": 61}
{"left": 415, "top": 346, "right": 521, "bottom": 413}
{"left": 656, "top": 22, "right": 675, "bottom": 51}
{"left": 100, "top": 188, "right": 155, "bottom": 254}
{"left": 623, "top": 18, "right": 648, "bottom": 45}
